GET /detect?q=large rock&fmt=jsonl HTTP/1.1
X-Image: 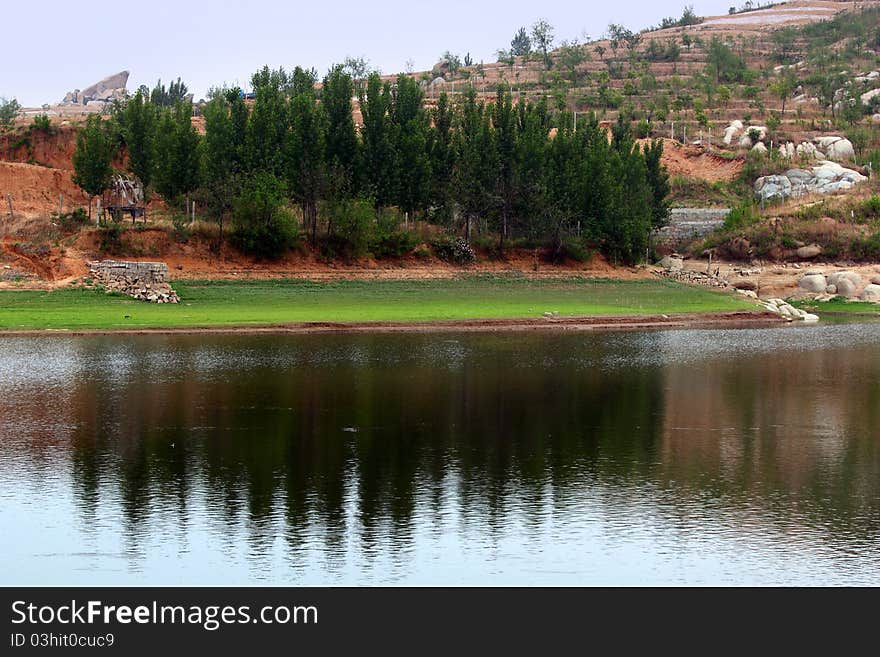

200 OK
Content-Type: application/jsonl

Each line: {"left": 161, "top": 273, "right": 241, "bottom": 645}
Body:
{"left": 431, "top": 60, "right": 451, "bottom": 78}
{"left": 798, "top": 274, "right": 827, "bottom": 293}
{"left": 861, "top": 88, "right": 880, "bottom": 107}
{"left": 733, "top": 279, "right": 758, "bottom": 291}
{"left": 871, "top": 275, "right": 880, "bottom": 285}
{"left": 61, "top": 71, "right": 129, "bottom": 106}
{"left": 81, "top": 71, "right": 129, "bottom": 99}
{"left": 824, "top": 138, "right": 855, "bottom": 161}
{"left": 755, "top": 175, "right": 792, "bottom": 200}
{"left": 834, "top": 277, "right": 858, "bottom": 298}
{"left": 828, "top": 271, "right": 863, "bottom": 288}
{"left": 756, "top": 162, "right": 867, "bottom": 200}
{"left": 796, "top": 244, "right": 822, "bottom": 259}
{"left": 795, "top": 142, "right": 819, "bottom": 159}
{"left": 658, "top": 255, "right": 684, "bottom": 271}
{"left": 861, "top": 284, "right": 880, "bottom": 301}
{"left": 723, "top": 120, "right": 744, "bottom": 145}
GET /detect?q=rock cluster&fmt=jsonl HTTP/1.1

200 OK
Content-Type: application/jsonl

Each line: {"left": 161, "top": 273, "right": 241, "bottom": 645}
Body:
{"left": 755, "top": 161, "right": 867, "bottom": 201}
{"left": 88, "top": 260, "right": 179, "bottom": 303}
{"left": 723, "top": 120, "right": 859, "bottom": 163}
{"left": 61, "top": 71, "right": 129, "bottom": 109}
{"left": 797, "top": 270, "right": 880, "bottom": 302}
{"left": 760, "top": 298, "right": 819, "bottom": 322}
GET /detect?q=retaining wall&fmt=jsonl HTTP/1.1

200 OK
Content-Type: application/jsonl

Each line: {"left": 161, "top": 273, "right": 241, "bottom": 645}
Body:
{"left": 88, "top": 260, "right": 169, "bottom": 284}
{"left": 654, "top": 208, "right": 730, "bottom": 249}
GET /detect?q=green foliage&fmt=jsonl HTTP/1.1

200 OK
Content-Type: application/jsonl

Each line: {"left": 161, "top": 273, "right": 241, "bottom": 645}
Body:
{"left": 72, "top": 115, "right": 115, "bottom": 200}
{"left": 0, "top": 97, "right": 20, "bottom": 126}
{"left": 373, "top": 231, "right": 418, "bottom": 258}
{"left": 322, "top": 66, "right": 359, "bottom": 194}
{"left": 31, "top": 114, "right": 51, "bottom": 132}
{"left": 644, "top": 140, "right": 670, "bottom": 229}
{"left": 559, "top": 236, "right": 592, "bottom": 262}
{"left": 154, "top": 102, "right": 200, "bottom": 203}
{"left": 171, "top": 213, "right": 192, "bottom": 243}
{"left": 858, "top": 195, "right": 880, "bottom": 221}
{"left": 531, "top": 19, "right": 555, "bottom": 69}
{"left": 57, "top": 208, "right": 88, "bottom": 232}
{"left": 510, "top": 27, "right": 532, "bottom": 57}
{"left": 231, "top": 172, "right": 299, "bottom": 258}
{"left": 705, "top": 36, "right": 749, "bottom": 84}
{"left": 150, "top": 78, "right": 189, "bottom": 108}
{"left": 285, "top": 70, "right": 326, "bottom": 242}
{"left": 657, "top": 5, "right": 702, "bottom": 30}
{"left": 98, "top": 223, "right": 125, "bottom": 254}
{"left": 359, "top": 73, "right": 396, "bottom": 207}
{"left": 116, "top": 90, "right": 156, "bottom": 190}
{"left": 849, "top": 231, "right": 880, "bottom": 260}
{"left": 324, "top": 197, "right": 374, "bottom": 258}
{"left": 724, "top": 202, "right": 762, "bottom": 231}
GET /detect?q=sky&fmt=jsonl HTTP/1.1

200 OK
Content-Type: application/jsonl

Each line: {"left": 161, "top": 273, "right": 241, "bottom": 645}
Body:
{"left": 4, "top": 0, "right": 755, "bottom": 107}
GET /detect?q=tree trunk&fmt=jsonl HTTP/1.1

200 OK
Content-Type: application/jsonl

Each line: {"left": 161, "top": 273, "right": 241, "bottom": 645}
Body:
{"left": 499, "top": 206, "right": 508, "bottom": 255}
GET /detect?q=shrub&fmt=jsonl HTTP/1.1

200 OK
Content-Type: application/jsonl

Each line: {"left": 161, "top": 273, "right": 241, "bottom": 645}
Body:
{"left": 849, "top": 231, "right": 880, "bottom": 260}
{"left": 171, "top": 213, "right": 192, "bottom": 243}
{"left": 431, "top": 236, "right": 476, "bottom": 264}
{"left": 858, "top": 195, "right": 880, "bottom": 221}
{"left": 231, "top": 173, "right": 299, "bottom": 259}
{"left": 724, "top": 202, "right": 762, "bottom": 230}
{"left": 56, "top": 208, "right": 88, "bottom": 232}
{"left": 372, "top": 230, "right": 418, "bottom": 258}
{"left": 559, "top": 236, "right": 593, "bottom": 262}
{"left": 31, "top": 114, "right": 51, "bottom": 133}
{"left": 0, "top": 97, "right": 20, "bottom": 127}
{"left": 324, "top": 198, "right": 376, "bottom": 259}
{"left": 369, "top": 207, "right": 417, "bottom": 258}
{"left": 98, "top": 223, "right": 125, "bottom": 254}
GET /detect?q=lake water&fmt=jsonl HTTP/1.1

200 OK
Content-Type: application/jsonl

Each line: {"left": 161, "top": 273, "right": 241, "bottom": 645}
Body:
{"left": 1, "top": 324, "right": 879, "bottom": 586}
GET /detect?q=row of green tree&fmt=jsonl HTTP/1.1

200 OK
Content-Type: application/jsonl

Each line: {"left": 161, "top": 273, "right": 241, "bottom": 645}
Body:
{"left": 73, "top": 66, "right": 670, "bottom": 264}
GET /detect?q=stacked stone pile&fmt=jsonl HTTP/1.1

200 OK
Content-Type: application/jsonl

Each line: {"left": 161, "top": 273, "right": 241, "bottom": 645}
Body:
{"left": 654, "top": 256, "right": 730, "bottom": 289}
{"left": 88, "top": 260, "right": 179, "bottom": 303}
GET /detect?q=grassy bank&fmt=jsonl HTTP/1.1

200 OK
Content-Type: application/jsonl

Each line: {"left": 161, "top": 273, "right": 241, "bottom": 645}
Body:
{"left": 0, "top": 277, "right": 754, "bottom": 331}
{"left": 795, "top": 298, "right": 880, "bottom": 317}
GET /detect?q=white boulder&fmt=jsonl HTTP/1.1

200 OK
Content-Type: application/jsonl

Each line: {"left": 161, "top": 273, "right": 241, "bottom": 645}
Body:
{"left": 861, "top": 284, "right": 880, "bottom": 301}
{"left": 861, "top": 88, "right": 880, "bottom": 107}
{"left": 798, "top": 274, "right": 827, "bottom": 293}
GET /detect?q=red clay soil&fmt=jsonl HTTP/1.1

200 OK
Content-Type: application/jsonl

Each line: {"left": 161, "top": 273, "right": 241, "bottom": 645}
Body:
{"left": 0, "top": 161, "right": 90, "bottom": 218}
{"left": 643, "top": 138, "right": 744, "bottom": 183}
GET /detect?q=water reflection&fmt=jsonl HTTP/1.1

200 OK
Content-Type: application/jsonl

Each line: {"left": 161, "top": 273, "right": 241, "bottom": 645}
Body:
{"left": 1, "top": 325, "right": 879, "bottom": 584}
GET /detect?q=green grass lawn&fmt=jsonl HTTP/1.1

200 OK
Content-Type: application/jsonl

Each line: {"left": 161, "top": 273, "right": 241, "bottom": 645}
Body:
{"left": 0, "top": 277, "right": 755, "bottom": 331}
{"left": 794, "top": 298, "right": 880, "bottom": 318}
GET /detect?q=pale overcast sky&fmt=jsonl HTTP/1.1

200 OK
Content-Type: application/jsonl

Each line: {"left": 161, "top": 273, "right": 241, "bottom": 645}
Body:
{"left": 4, "top": 0, "right": 751, "bottom": 106}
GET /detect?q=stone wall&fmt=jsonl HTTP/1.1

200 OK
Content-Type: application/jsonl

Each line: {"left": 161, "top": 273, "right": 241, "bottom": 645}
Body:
{"left": 653, "top": 208, "right": 729, "bottom": 249}
{"left": 88, "top": 260, "right": 169, "bottom": 284}
{"left": 87, "top": 261, "right": 178, "bottom": 303}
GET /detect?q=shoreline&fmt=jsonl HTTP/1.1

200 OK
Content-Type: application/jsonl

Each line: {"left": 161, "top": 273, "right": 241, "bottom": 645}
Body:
{"left": 0, "top": 310, "right": 789, "bottom": 337}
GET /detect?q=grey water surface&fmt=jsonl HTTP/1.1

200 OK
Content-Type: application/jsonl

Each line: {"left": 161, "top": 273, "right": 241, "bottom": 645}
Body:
{"left": 1, "top": 323, "right": 879, "bottom": 585}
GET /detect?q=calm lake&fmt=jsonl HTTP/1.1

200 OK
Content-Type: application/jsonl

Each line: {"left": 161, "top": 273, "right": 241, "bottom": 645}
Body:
{"left": 1, "top": 324, "right": 879, "bottom": 585}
